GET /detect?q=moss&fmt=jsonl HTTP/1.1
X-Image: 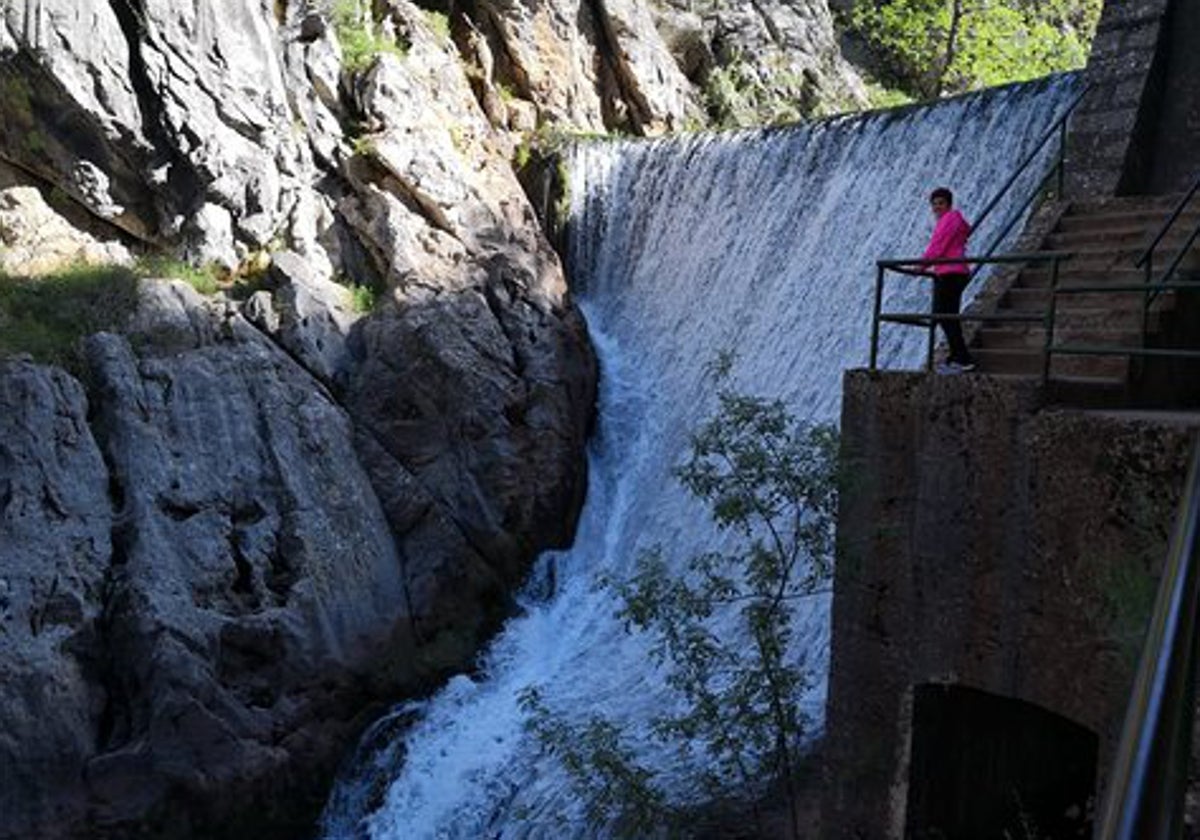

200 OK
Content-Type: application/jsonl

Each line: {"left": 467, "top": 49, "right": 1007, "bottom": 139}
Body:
{"left": 1095, "top": 560, "right": 1158, "bottom": 669}
{"left": 0, "top": 264, "right": 139, "bottom": 369}
{"left": 1, "top": 74, "right": 34, "bottom": 125}
{"left": 553, "top": 157, "right": 571, "bottom": 225}
{"left": 23, "top": 129, "right": 46, "bottom": 156}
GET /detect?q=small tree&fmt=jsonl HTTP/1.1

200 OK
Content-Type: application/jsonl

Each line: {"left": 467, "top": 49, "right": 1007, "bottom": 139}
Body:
{"left": 850, "top": 0, "right": 1102, "bottom": 99}
{"left": 520, "top": 357, "right": 840, "bottom": 837}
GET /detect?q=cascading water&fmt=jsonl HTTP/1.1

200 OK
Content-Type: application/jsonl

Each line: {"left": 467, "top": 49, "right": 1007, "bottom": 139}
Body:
{"left": 322, "top": 72, "right": 1082, "bottom": 838}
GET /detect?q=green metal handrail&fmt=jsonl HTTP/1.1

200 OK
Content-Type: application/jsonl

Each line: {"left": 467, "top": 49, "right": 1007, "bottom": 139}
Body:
{"left": 1096, "top": 435, "right": 1200, "bottom": 840}
{"left": 868, "top": 81, "right": 1088, "bottom": 372}
{"left": 1134, "top": 172, "right": 1200, "bottom": 273}
{"left": 1043, "top": 279, "right": 1200, "bottom": 378}
{"left": 1136, "top": 171, "right": 1200, "bottom": 343}
{"left": 969, "top": 83, "right": 1091, "bottom": 272}
{"left": 869, "top": 252, "right": 1072, "bottom": 371}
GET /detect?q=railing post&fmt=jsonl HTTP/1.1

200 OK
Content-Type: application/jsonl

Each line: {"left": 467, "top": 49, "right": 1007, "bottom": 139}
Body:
{"left": 1057, "top": 118, "right": 1068, "bottom": 198}
{"left": 870, "top": 264, "right": 884, "bottom": 370}
{"left": 1143, "top": 254, "right": 1154, "bottom": 350}
{"left": 1043, "top": 256, "right": 1060, "bottom": 385}
{"left": 927, "top": 273, "right": 937, "bottom": 372}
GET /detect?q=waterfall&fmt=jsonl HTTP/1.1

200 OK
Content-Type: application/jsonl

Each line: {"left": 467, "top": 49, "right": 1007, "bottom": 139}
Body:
{"left": 322, "top": 72, "right": 1082, "bottom": 838}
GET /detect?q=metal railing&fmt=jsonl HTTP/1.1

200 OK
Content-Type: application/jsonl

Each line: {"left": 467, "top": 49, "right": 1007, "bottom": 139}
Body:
{"left": 869, "top": 253, "right": 1072, "bottom": 372}
{"left": 867, "top": 83, "right": 1088, "bottom": 372}
{"left": 969, "top": 83, "right": 1091, "bottom": 272}
{"left": 1096, "top": 436, "right": 1200, "bottom": 840}
{"left": 1134, "top": 171, "right": 1200, "bottom": 337}
{"left": 1045, "top": 171, "right": 1200, "bottom": 374}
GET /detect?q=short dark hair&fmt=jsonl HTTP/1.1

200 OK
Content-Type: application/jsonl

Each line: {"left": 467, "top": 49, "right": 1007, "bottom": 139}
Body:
{"left": 930, "top": 187, "right": 954, "bottom": 205}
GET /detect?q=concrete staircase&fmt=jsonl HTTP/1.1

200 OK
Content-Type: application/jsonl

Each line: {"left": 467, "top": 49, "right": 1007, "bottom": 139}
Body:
{"left": 969, "top": 194, "right": 1200, "bottom": 403}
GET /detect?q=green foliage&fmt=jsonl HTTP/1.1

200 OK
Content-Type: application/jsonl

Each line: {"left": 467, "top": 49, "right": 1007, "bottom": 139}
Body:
{"left": 521, "top": 355, "right": 839, "bottom": 837}
{"left": 702, "top": 60, "right": 807, "bottom": 129}
{"left": 333, "top": 0, "right": 405, "bottom": 72}
{"left": 424, "top": 9, "right": 451, "bottom": 41}
{"left": 512, "top": 140, "right": 532, "bottom": 171}
{"left": 850, "top": 0, "right": 1102, "bottom": 99}
{"left": 519, "top": 688, "right": 671, "bottom": 835}
{"left": 347, "top": 282, "right": 376, "bottom": 313}
{"left": 134, "top": 255, "right": 223, "bottom": 295}
{"left": 496, "top": 82, "right": 517, "bottom": 103}
{"left": 351, "top": 133, "right": 379, "bottom": 159}
{"left": 864, "top": 80, "right": 916, "bottom": 110}
{"left": 0, "top": 264, "right": 139, "bottom": 368}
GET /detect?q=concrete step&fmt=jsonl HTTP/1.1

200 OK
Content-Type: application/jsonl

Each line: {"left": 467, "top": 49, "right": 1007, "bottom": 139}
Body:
{"left": 974, "top": 326, "right": 1141, "bottom": 351}
{"left": 1044, "top": 226, "right": 1200, "bottom": 251}
{"left": 1055, "top": 209, "right": 1200, "bottom": 234}
{"left": 1001, "top": 287, "right": 1163, "bottom": 311}
{"left": 989, "top": 306, "right": 1161, "bottom": 333}
{"left": 1018, "top": 267, "right": 1156, "bottom": 288}
{"left": 1059, "top": 247, "right": 1200, "bottom": 273}
{"left": 973, "top": 348, "right": 1129, "bottom": 379}
{"left": 1069, "top": 195, "right": 1190, "bottom": 217}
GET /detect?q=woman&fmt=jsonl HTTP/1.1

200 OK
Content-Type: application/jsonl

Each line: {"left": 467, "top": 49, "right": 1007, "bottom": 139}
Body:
{"left": 922, "top": 187, "right": 976, "bottom": 373}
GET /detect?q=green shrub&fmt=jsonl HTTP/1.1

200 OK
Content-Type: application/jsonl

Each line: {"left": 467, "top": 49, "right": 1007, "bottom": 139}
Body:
{"left": 0, "top": 264, "right": 139, "bottom": 368}
{"left": 347, "top": 283, "right": 376, "bottom": 313}
{"left": 333, "top": 0, "right": 405, "bottom": 72}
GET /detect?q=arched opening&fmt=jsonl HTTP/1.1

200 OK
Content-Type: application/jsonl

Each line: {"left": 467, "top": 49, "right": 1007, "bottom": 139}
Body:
{"left": 905, "top": 684, "right": 1097, "bottom": 839}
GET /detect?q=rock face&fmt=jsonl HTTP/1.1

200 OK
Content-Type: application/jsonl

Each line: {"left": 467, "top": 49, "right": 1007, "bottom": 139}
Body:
{"left": 0, "top": 362, "right": 111, "bottom": 835}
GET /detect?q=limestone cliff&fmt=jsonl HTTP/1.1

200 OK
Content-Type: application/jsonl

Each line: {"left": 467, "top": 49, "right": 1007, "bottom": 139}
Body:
{"left": 0, "top": 0, "right": 860, "bottom": 836}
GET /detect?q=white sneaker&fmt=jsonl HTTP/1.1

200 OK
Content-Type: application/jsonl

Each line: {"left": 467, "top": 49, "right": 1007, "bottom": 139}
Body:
{"left": 935, "top": 360, "right": 977, "bottom": 375}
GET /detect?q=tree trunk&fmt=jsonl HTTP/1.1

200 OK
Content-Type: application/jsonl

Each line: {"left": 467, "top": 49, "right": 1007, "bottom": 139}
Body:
{"left": 936, "top": 0, "right": 964, "bottom": 96}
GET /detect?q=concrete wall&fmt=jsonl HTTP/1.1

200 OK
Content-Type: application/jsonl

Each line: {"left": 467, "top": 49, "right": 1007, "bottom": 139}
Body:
{"left": 1142, "top": 0, "right": 1200, "bottom": 194}
{"left": 1067, "top": 0, "right": 1173, "bottom": 199}
{"left": 821, "top": 371, "right": 1195, "bottom": 838}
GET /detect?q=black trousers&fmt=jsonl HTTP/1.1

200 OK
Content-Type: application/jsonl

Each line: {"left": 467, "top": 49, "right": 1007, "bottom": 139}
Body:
{"left": 933, "top": 272, "right": 973, "bottom": 364}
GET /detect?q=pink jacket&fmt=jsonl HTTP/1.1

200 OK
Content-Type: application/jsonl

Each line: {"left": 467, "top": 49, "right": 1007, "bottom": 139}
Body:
{"left": 923, "top": 209, "right": 972, "bottom": 275}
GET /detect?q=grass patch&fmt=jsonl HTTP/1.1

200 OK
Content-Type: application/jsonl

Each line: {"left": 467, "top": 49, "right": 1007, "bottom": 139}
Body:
{"left": 0, "top": 264, "right": 139, "bottom": 368}
{"left": 864, "top": 80, "right": 915, "bottom": 110}
{"left": 333, "top": 0, "right": 405, "bottom": 72}
{"left": 134, "top": 255, "right": 224, "bottom": 295}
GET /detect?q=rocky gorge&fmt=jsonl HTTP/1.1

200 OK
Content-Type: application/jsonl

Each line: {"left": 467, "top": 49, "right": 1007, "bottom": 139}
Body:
{"left": 0, "top": 0, "right": 865, "bottom": 837}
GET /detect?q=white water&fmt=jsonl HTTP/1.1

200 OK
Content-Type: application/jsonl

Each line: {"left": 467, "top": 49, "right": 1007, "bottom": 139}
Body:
{"left": 322, "top": 73, "right": 1081, "bottom": 838}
